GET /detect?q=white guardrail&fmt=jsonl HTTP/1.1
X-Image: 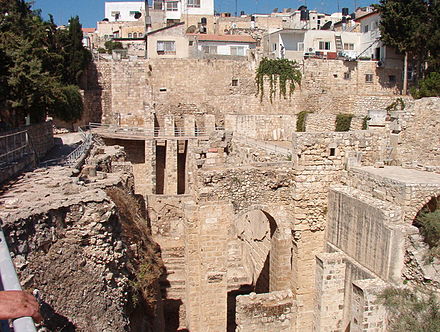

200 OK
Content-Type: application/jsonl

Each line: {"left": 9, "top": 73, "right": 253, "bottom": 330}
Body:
{"left": 0, "top": 229, "right": 37, "bottom": 332}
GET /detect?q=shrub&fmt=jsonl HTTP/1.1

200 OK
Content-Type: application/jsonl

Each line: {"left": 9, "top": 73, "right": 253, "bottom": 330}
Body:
{"left": 335, "top": 113, "right": 353, "bottom": 132}
{"left": 411, "top": 72, "right": 440, "bottom": 99}
{"left": 296, "top": 111, "right": 310, "bottom": 132}
{"left": 362, "top": 116, "right": 370, "bottom": 130}
{"left": 104, "top": 41, "right": 124, "bottom": 54}
{"left": 377, "top": 287, "right": 440, "bottom": 332}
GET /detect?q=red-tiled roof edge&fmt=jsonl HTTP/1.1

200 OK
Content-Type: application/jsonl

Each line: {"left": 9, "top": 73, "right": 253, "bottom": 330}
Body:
{"left": 82, "top": 28, "right": 96, "bottom": 33}
{"left": 187, "top": 34, "right": 256, "bottom": 43}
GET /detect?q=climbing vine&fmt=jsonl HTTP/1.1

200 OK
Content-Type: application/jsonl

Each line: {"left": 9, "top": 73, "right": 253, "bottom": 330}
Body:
{"left": 256, "top": 58, "right": 302, "bottom": 103}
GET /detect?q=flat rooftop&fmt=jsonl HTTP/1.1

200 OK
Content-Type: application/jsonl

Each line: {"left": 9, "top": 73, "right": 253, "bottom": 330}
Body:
{"left": 357, "top": 166, "right": 440, "bottom": 185}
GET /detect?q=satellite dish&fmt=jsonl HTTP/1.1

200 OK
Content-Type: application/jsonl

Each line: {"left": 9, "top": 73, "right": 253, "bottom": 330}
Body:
{"left": 134, "top": 12, "right": 142, "bottom": 19}
{"left": 272, "top": 8, "right": 278, "bottom": 13}
{"left": 321, "top": 21, "right": 332, "bottom": 30}
{"left": 186, "top": 25, "right": 197, "bottom": 33}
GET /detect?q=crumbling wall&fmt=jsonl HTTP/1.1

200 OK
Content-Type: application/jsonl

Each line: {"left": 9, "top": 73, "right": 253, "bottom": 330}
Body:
{"left": 0, "top": 148, "right": 164, "bottom": 332}
{"left": 196, "top": 166, "right": 295, "bottom": 211}
{"left": 235, "top": 290, "right": 296, "bottom": 332}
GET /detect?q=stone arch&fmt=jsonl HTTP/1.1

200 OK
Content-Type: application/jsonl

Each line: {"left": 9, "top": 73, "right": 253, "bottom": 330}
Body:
{"left": 409, "top": 192, "right": 440, "bottom": 223}
{"left": 234, "top": 205, "right": 292, "bottom": 293}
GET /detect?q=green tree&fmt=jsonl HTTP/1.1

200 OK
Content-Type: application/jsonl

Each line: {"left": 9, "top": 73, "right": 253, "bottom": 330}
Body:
{"left": 0, "top": 1, "right": 90, "bottom": 126}
{"left": 62, "top": 16, "right": 92, "bottom": 85}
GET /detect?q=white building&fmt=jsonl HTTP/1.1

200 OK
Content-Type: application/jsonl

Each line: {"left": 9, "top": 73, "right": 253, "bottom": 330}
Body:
{"left": 187, "top": 34, "right": 256, "bottom": 57}
{"left": 264, "top": 29, "right": 361, "bottom": 61}
{"left": 104, "top": 0, "right": 214, "bottom": 24}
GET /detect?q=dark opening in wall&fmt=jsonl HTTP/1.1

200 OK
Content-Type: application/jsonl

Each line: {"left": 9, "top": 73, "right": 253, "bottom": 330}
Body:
{"left": 330, "top": 148, "right": 336, "bottom": 156}
{"left": 155, "top": 141, "right": 166, "bottom": 194}
{"left": 159, "top": 87, "right": 167, "bottom": 92}
{"left": 232, "top": 79, "right": 239, "bottom": 86}
{"left": 177, "top": 140, "right": 187, "bottom": 194}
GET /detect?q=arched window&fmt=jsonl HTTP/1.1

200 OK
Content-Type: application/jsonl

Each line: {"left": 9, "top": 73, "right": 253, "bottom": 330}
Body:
{"left": 133, "top": 32, "right": 137, "bottom": 38}
{"left": 128, "top": 33, "right": 132, "bottom": 38}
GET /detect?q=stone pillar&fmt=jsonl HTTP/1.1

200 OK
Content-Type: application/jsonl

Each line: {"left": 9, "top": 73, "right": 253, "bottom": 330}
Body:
{"left": 350, "top": 279, "right": 387, "bottom": 332}
{"left": 164, "top": 140, "right": 178, "bottom": 195}
{"left": 145, "top": 139, "right": 155, "bottom": 195}
{"left": 183, "top": 114, "right": 195, "bottom": 136}
{"left": 204, "top": 114, "right": 216, "bottom": 134}
{"left": 184, "top": 202, "right": 233, "bottom": 332}
{"left": 269, "top": 228, "right": 292, "bottom": 292}
{"left": 295, "top": 229, "right": 326, "bottom": 331}
{"left": 144, "top": 111, "right": 155, "bottom": 136}
{"left": 164, "top": 114, "right": 175, "bottom": 137}
{"left": 314, "top": 252, "right": 346, "bottom": 332}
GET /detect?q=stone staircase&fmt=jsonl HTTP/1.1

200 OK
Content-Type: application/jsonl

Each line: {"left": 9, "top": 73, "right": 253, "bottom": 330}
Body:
{"left": 160, "top": 244, "right": 186, "bottom": 300}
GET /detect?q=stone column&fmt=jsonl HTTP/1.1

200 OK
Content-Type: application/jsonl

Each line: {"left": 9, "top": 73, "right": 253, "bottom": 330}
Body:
{"left": 314, "top": 252, "right": 346, "bottom": 332}
{"left": 184, "top": 202, "right": 233, "bottom": 332}
{"left": 204, "top": 114, "right": 216, "bottom": 134}
{"left": 350, "top": 279, "right": 387, "bottom": 332}
{"left": 164, "top": 114, "right": 175, "bottom": 137}
{"left": 269, "top": 228, "right": 292, "bottom": 292}
{"left": 165, "top": 139, "right": 177, "bottom": 195}
{"left": 183, "top": 114, "right": 195, "bottom": 136}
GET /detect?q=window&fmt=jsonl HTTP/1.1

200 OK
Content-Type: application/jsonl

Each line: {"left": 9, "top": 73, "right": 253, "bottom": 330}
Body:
{"left": 364, "top": 25, "right": 369, "bottom": 33}
{"left": 230, "top": 46, "right": 245, "bottom": 56}
{"left": 344, "top": 72, "right": 351, "bottom": 80}
{"left": 189, "top": 41, "right": 194, "bottom": 46}
{"left": 232, "top": 79, "right": 238, "bottom": 86}
{"left": 133, "top": 33, "right": 137, "bottom": 38}
{"left": 157, "top": 40, "right": 176, "bottom": 54}
{"left": 389, "top": 75, "right": 396, "bottom": 83}
{"left": 187, "top": 0, "right": 200, "bottom": 8}
{"left": 272, "top": 43, "right": 277, "bottom": 51}
{"left": 297, "top": 42, "right": 304, "bottom": 51}
{"left": 365, "top": 74, "right": 373, "bottom": 83}
{"left": 138, "top": 33, "right": 143, "bottom": 38}
{"left": 343, "top": 43, "right": 354, "bottom": 50}
{"left": 202, "top": 45, "right": 217, "bottom": 54}
{"left": 128, "top": 33, "right": 132, "bottom": 38}
{"left": 166, "top": 1, "right": 178, "bottom": 11}
{"left": 319, "top": 41, "right": 331, "bottom": 50}
{"left": 329, "top": 148, "right": 336, "bottom": 156}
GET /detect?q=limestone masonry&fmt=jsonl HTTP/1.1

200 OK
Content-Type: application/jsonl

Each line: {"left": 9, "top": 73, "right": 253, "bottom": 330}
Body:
{"left": 1, "top": 55, "right": 439, "bottom": 332}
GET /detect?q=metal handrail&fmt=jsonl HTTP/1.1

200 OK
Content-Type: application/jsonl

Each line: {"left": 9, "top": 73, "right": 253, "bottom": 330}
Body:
{"left": 89, "top": 122, "right": 224, "bottom": 138}
{"left": 0, "top": 228, "right": 37, "bottom": 332}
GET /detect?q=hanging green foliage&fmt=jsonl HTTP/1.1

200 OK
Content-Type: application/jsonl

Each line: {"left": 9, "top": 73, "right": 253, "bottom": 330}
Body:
{"left": 256, "top": 58, "right": 302, "bottom": 103}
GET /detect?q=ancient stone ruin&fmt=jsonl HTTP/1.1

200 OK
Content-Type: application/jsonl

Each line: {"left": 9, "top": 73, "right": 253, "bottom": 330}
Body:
{"left": 1, "top": 57, "right": 439, "bottom": 331}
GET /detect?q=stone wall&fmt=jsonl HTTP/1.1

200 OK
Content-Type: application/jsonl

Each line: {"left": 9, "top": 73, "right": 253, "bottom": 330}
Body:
{"left": 291, "top": 129, "right": 388, "bottom": 329}
{"left": 327, "top": 186, "right": 405, "bottom": 282}
{"left": 396, "top": 97, "right": 440, "bottom": 167}
{"left": 235, "top": 290, "right": 296, "bottom": 332}
{"left": 84, "top": 58, "right": 403, "bottom": 130}
{"left": 26, "top": 121, "right": 54, "bottom": 159}
{"left": 225, "top": 114, "right": 296, "bottom": 141}
{"left": 343, "top": 166, "right": 440, "bottom": 223}
{"left": 196, "top": 165, "right": 295, "bottom": 212}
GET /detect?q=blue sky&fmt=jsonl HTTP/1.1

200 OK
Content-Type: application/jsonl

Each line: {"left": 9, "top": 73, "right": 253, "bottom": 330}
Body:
{"left": 33, "top": 0, "right": 374, "bottom": 28}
